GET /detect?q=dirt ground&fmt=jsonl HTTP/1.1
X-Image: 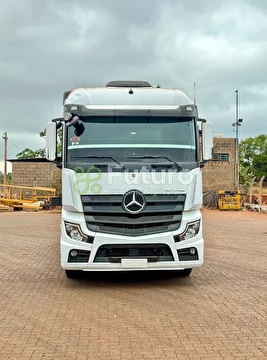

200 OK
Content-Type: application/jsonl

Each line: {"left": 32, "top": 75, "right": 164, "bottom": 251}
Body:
{"left": 0, "top": 208, "right": 266, "bottom": 360}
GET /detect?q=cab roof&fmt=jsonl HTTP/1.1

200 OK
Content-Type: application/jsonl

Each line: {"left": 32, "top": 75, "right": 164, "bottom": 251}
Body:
{"left": 65, "top": 83, "right": 193, "bottom": 107}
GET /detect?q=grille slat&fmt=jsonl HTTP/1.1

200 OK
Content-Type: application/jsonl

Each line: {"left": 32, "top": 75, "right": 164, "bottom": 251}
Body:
{"left": 82, "top": 194, "right": 185, "bottom": 203}
{"left": 81, "top": 193, "right": 185, "bottom": 236}
{"left": 85, "top": 214, "right": 182, "bottom": 225}
{"left": 83, "top": 203, "right": 184, "bottom": 214}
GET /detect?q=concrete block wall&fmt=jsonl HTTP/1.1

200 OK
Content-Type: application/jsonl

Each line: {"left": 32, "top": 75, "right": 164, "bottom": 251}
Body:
{"left": 11, "top": 161, "right": 62, "bottom": 195}
{"left": 202, "top": 138, "right": 235, "bottom": 191}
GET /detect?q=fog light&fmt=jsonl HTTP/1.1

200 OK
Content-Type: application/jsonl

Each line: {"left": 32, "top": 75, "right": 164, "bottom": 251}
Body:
{"left": 177, "top": 247, "right": 199, "bottom": 261}
{"left": 70, "top": 250, "right": 78, "bottom": 257}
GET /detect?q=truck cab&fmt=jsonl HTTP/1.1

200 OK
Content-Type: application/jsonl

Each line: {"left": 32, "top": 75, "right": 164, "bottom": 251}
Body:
{"left": 46, "top": 81, "right": 213, "bottom": 278}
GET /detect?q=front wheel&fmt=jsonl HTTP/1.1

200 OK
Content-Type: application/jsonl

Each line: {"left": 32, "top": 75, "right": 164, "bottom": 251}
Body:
{"left": 65, "top": 270, "right": 82, "bottom": 279}
{"left": 178, "top": 268, "right": 192, "bottom": 277}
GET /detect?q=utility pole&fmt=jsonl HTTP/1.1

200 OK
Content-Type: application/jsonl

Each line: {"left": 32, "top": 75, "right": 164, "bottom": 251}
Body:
{"left": 232, "top": 91, "right": 243, "bottom": 190}
{"left": 235, "top": 90, "right": 239, "bottom": 189}
{"left": 2, "top": 132, "right": 8, "bottom": 184}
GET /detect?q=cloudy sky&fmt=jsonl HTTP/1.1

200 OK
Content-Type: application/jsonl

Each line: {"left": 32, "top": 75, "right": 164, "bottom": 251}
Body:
{"left": 1, "top": 0, "right": 267, "bottom": 171}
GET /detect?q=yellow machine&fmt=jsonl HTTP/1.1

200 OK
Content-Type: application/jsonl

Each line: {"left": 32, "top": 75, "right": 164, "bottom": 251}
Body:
{"left": 0, "top": 184, "right": 56, "bottom": 210}
{"left": 218, "top": 190, "right": 241, "bottom": 210}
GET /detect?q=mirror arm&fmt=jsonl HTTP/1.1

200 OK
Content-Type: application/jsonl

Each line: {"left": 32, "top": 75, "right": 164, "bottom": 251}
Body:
{"left": 53, "top": 156, "right": 62, "bottom": 169}
{"left": 54, "top": 161, "right": 62, "bottom": 169}
{"left": 200, "top": 160, "right": 207, "bottom": 168}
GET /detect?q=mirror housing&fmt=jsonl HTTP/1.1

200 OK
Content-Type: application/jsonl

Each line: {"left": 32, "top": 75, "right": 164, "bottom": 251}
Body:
{"left": 201, "top": 122, "right": 213, "bottom": 161}
{"left": 45, "top": 122, "right": 57, "bottom": 161}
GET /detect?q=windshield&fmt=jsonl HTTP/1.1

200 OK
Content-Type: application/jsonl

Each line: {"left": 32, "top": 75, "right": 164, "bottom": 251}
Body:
{"left": 66, "top": 116, "right": 197, "bottom": 169}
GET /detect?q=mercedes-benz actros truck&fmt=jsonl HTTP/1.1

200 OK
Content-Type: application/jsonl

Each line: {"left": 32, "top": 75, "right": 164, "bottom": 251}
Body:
{"left": 45, "top": 80, "right": 213, "bottom": 278}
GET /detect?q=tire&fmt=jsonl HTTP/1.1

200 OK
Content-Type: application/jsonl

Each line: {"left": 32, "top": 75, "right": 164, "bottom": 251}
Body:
{"left": 13, "top": 206, "right": 22, "bottom": 211}
{"left": 177, "top": 268, "right": 192, "bottom": 277}
{"left": 65, "top": 270, "right": 82, "bottom": 279}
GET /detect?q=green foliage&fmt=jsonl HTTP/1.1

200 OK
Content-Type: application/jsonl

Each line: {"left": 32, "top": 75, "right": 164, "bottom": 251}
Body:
{"left": 239, "top": 134, "right": 267, "bottom": 181}
{"left": 39, "top": 130, "right": 46, "bottom": 138}
{"left": 57, "top": 128, "right": 62, "bottom": 156}
{"left": 239, "top": 163, "right": 254, "bottom": 191}
{"left": 0, "top": 171, "right": 12, "bottom": 184}
{"left": 16, "top": 148, "right": 45, "bottom": 159}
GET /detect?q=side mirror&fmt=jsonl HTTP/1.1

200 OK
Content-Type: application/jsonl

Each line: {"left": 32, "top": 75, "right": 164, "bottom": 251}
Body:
{"left": 45, "top": 122, "right": 57, "bottom": 161}
{"left": 201, "top": 122, "right": 213, "bottom": 160}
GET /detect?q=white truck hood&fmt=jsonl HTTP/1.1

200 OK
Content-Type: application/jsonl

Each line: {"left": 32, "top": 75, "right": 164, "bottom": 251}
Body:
{"left": 62, "top": 168, "right": 202, "bottom": 213}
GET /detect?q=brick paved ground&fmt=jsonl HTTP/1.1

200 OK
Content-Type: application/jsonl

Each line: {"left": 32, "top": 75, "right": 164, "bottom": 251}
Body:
{"left": 0, "top": 209, "right": 266, "bottom": 360}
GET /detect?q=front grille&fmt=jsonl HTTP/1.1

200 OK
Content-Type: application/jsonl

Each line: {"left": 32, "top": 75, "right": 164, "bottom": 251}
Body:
{"left": 81, "top": 193, "right": 185, "bottom": 236}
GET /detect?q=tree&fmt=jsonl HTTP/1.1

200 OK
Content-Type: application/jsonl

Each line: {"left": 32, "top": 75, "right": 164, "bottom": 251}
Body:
{"left": 239, "top": 134, "right": 267, "bottom": 181}
{"left": 0, "top": 171, "right": 12, "bottom": 184}
{"left": 16, "top": 147, "right": 45, "bottom": 159}
{"left": 239, "top": 162, "right": 254, "bottom": 191}
{"left": 16, "top": 128, "right": 62, "bottom": 159}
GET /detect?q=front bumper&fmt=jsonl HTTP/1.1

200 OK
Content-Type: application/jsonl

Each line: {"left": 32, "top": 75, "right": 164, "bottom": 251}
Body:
{"left": 60, "top": 231, "right": 204, "bottom": 272}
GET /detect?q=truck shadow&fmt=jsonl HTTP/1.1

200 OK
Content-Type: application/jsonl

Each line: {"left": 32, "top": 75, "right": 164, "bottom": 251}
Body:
{"left": 66, "top": 270, "right": 193, "bottom": 285}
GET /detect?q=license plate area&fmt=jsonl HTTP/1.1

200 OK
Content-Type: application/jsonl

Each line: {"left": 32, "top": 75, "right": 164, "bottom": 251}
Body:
{"left": 121, "top": 258, "right": 148, "bottom": 269}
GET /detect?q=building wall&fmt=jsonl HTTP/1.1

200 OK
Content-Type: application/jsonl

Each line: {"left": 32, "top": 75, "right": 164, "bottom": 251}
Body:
{"left": 12, "top": 161, "right": 62, "bottom": 194}
{"left": 202, "top": 137, "right": 236, "bottom": 191}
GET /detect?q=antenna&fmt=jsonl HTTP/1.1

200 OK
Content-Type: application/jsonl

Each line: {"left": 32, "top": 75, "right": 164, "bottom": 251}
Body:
{"left": 2, "top": 132, "right": 8, "bottom": 184}
{"left": 128, "top": 79, "right": 134, "bottom": 94}
{"left": 193, "top": 82, "right": 196, "bottom": 105}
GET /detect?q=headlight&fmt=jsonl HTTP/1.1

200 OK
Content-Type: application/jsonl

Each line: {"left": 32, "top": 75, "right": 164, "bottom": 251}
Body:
{"left": 65, "top": 222, "right": 89, "bottom": 242}
{"left": 179, "top": 220, "right": 200, "bottom": 241}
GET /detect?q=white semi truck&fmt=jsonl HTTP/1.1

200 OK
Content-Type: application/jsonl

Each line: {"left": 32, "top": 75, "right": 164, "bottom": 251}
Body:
{"left": 46, "top": 81, "right": 213, "bottom": 278}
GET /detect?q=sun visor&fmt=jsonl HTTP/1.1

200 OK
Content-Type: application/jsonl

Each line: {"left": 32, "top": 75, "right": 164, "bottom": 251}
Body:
{"left": 65, "top": 87, "right": 194, "bottom": 107}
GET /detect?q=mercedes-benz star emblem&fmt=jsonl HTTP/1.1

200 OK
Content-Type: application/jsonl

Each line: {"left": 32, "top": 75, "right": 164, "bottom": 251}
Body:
{"left": 122, "top": 190, "right": 146, "bottom": 215}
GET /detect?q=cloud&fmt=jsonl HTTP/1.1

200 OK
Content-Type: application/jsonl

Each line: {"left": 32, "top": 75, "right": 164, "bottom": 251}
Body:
{"left": 0, "top": 0, "right": 267, "bottom": 169}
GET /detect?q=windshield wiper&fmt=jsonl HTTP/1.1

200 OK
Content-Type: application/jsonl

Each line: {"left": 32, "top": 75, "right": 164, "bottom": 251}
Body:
{"left": 129, "top": 155, "right": 183, "bottom": 171}
{"left": 77, "top": 155, "right": 125, "bottom": 170}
